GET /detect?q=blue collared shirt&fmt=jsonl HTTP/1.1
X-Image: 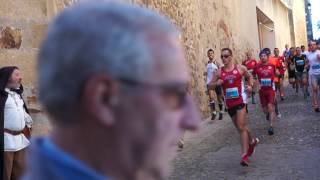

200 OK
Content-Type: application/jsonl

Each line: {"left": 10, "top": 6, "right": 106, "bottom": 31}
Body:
{"left": 23, "top": 138, "right": 108, "bottom": 180}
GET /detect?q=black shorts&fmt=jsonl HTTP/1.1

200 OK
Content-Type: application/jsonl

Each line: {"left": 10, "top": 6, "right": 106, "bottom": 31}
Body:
{"left": 206, "top": 85, "right": 222, "bottom": 96}
{"left": 278, "top": 74, "right": 284, "bottom": 79}
{"left": 227, "top": 103, "right": 246, "bottom": 117}
{"left": 288, "top": 70, "right": 296, "bottom": 79}
{"left": 215, "top": 85, "right": 222, "bottom": 96}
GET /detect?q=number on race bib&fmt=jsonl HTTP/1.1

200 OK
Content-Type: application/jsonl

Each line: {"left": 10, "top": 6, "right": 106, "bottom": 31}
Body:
{"left": 296, "top": 60, "right": 304, "bottom": 66}
{"left": 261, "top": 78, "right": 272, "bottom": 87}
{"left": 312, "top": 65, "right": 320, "bottom": 70}
{"left": 226, "top": 88, "right": 239, "bottom": 99}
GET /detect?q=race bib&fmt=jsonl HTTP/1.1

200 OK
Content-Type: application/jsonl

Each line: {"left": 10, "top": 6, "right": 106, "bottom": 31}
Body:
{"left": 312, "top": 64, "right": 320, "bottom": 70}
{"left": 261, "top": 78, "right": 272, "bottom": 87}
{"left": 226, "top": 87, "right": 239, "bottom": 99}
{"left": 296, "top": 60, "right": 304, "bottom": 66}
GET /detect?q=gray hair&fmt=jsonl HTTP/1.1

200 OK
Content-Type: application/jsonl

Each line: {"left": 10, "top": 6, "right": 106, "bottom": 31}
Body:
{"left": 38, "top": 1, "right": 178, "bottom": 120}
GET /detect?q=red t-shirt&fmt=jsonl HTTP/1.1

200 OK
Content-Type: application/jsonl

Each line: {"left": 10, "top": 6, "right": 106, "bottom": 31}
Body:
{"left": 242, "top": 59, "right": 258, "bottom": 72}
{"left": 271, "top": 56, "right": 285, "bottom": 75}
{"left": 253, "top": 63, "right": 276, "bottom": 92}
{"left": 221, "top": 65, "right": 244, "bottom": 108}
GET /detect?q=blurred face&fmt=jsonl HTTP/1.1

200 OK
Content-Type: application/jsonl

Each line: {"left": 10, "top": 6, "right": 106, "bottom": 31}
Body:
{"left": 260, "top": 53, "right": 268, "bottom": 63}
{"left": 274, "top": 48, "right": 280, "bottom": 56}
{"left": 246, "top": 52, "right": 252, "bottom": 59}
{"left": 114, "top": 37, "right": 200, "bottom": 179}
{"left": 310, "top": 42, "right": 317, "bottom": 52}
{"left": 6, "top": 69, "right": 21, "bottom": 89}
{"left": 285, "top": 44, "right": 289, "bottom": 49}
{"left": 290, "top": 48, "right": 296, "bottom": 56}
{"left": 301, "top": 46, "right": 305, "bottom": 51}
{"left": 221, "top": 50, "right": 232, "bottom": 66}
{"left": 207, "top": 50, "right": 214, "bottom": 60}
{"left": 296, "top": 47, "right": 302, "bottom": 55}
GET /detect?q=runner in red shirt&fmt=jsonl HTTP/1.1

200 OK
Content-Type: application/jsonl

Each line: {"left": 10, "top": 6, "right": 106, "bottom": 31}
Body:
{"left": 273, "top": 48, "right": 286, "bottom": 100}
{"left": 263, "top": 48, "right": 281, "bottom": 119}
{"left": 253, "top": 51, "right": 280, "bottom": 135}
{"left": 210, "top": 48, "right": 259, "bottom": 166}
{"left": 242, "top": 51, "right": 258, "bottom": 104}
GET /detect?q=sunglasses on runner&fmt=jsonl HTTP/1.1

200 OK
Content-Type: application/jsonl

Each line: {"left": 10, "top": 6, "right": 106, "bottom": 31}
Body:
{"left": 221, "top": 54, "right": 231, "bottom": 59}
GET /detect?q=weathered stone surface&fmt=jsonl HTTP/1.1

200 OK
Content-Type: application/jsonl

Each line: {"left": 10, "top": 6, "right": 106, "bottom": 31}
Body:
{"left": 127, "top": 0, "right": 261, "bottom": 115}
{"left": 0, "top": 26, "right": 22, "bottom": 49}
{"left": 0, "top": 0, "right": 308, "bottom": 130}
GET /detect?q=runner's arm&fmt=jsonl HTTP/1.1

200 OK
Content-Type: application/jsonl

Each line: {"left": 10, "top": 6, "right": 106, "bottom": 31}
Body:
{"left": 208, "top": 69, "right": 222, "bottom": 89}
{"left": 239, "top": 65, "right": 253, "bottom": 92}
{"left": 275, "top": 68, "right": 280, "bottom": 76}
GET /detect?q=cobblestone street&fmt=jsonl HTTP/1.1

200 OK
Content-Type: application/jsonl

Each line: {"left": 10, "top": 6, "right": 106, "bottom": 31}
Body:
{"left": 170, "top": 86, "right": 320, "bottom": 180}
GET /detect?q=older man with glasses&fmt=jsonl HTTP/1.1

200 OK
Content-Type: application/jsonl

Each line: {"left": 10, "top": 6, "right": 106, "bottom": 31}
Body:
{"left": 22, "top": 1, "right": 200, "bottom": 180}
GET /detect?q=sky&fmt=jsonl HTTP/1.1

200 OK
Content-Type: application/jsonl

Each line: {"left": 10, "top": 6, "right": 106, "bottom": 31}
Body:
{"left": 311, "top": 0, "right": 320, "bottom": 39}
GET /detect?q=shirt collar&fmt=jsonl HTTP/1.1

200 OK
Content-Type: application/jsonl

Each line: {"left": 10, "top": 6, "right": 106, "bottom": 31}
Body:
{"left": 4, "top": 88, "right": 14, "bottom": 95}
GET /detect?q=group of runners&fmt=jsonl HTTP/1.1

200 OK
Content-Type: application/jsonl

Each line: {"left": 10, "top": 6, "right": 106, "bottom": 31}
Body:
{"left": 204, "top": 40, "right": 320, "bottom": 166}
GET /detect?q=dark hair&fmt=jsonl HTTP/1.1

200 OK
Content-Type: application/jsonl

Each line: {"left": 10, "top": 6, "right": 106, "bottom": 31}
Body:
{"left": 207, "top": 49, "right": 214, "bottom": 53}
{"left": 221, "top": 48, "right": 232, "bottom": 55}
{"left": 262, "top": 48, "right": 271, "bottom": 55}
{"left": 259, "top": 50, "right": 267, "bottom": 57}
{"left": 301, "top": 45, "right": 305, "bottom": 48}
{"left": 274, "top": 48, "right": 279, "bottom": 50}
{"left": 0, "top": 66, "right": 19, "bottom": 92}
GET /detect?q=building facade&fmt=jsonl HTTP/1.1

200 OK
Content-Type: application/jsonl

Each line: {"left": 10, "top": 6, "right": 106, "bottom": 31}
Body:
{"left": 304, "top": 0, "right": 314, "bottom": 41}
{"left": 0, "top": 0, "right": 308, "bottom": 127}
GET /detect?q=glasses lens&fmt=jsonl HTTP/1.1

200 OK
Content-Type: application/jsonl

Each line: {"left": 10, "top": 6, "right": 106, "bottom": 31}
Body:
{"left": 161, "top": 85, "right": 187, "bottom": 109}
{"left": 221, "top": 55, "right": 229, "bottom": 59}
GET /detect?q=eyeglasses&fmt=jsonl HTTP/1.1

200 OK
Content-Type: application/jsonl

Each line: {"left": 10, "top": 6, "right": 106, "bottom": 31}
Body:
{"left": 117, "top": 77, "right": 188, "bottom": 109}
{"left": 221, "top": 54, "right": 230, "bottom": 59}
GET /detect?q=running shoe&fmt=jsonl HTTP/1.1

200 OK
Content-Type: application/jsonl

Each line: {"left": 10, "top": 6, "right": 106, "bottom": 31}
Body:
{"left": 211, "top": 111, "right": 217, "bottom": 120}
{"left": 315, "top": 108, "right": 320, "bottom": 113}
{"left": 280, "top": 96, "right": 285, "bottom": 101}
{"left": 247, "top": 138, "right": 260, "bottom": 157}
{"left": 240, "top": 154, "right": 250, "bottom": 166}
{"left": 218, "top": 112, "right": 223, "bottom": 120}
{"left": 177, "top": 139, "right": 184, "bottom": 150}
{"left": 277, "top": 113, "right": 282, "bottom": 118}
{"left": 268, "top": 127, "right": 274, "bottom": 135}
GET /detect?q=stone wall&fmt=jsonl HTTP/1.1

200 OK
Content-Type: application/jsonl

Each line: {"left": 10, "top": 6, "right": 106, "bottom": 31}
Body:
{"left": 127, "top": 0, "right": 261, "bottom": 115}
{"left": 0, "top": 0, "right": 50, "bottom": 135}
{"left": 0, "top": 0, "right": 308, "bottom": 131}
{"left": 292, "top": 0, "right": 308, "bottom": 46}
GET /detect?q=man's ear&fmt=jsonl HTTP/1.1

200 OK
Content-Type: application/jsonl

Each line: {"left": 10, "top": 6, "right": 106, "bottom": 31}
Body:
{"left": 81, "top": 75, "right": 116, "bottom": 127}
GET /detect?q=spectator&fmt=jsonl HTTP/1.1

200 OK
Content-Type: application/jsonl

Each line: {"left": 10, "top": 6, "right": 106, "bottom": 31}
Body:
{"left": 0, "top": 66, "right": 32, "bottom": 180}
{"left": 23, "top": 2, "right": 200, "bottom": 180}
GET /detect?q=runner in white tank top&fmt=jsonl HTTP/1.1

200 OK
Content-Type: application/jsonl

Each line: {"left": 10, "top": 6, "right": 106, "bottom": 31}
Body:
{"left": 306, "top": 41, "right": 320, "bottom": 112}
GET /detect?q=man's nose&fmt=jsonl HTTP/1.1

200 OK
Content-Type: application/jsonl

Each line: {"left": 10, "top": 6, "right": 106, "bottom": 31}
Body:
{"left": 179, "top": 95, "right": 201, "bottom": 131}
